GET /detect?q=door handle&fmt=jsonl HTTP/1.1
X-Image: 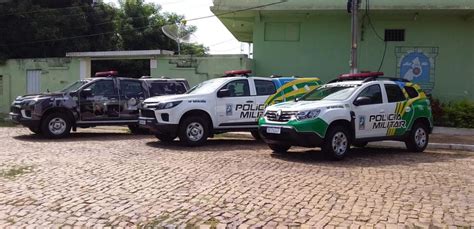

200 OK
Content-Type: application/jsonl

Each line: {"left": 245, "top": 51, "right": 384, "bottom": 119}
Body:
{"left": 380, "top": 109, "right": 385, "bottom": 113}
{"left": 246, "top": 100, "right": 254, "bottom": 103}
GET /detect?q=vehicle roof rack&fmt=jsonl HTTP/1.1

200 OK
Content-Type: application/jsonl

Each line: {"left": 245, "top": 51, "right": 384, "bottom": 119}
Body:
{"left": 95, "top": 70, "right": 118, "bottom": 77}
{"left": 362, "top": 76, "right": 410, "bottom": 83}
{"left": 329, "top": 72, "right": 411, "bottom": 84}
{"left": 222, "top": 69, "right": 252, "bottom": 77}
{"left": 270, "top": 75, "right": 304, "bottom": 78}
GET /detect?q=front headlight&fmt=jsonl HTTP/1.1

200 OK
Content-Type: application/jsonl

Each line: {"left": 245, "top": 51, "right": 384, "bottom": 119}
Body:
{"left": 25, "top": 100, "right": 37, "bottom": 106}
{"left": 157, "top": 101, "right": 182, "bottom": 110}
{"left": 296, "top": 109, "right": 321, "bottom": 121}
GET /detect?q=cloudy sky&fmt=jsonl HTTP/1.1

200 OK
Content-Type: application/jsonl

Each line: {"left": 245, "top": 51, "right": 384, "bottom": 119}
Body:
{"left": 103, "top": 0, "right": 250, "bottom": 55}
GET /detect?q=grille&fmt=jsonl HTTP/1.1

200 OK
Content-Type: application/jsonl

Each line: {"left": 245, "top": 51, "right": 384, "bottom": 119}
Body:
{"left": 265, "top": 111, "right": 296, "bottom": 122}
{"left": 10, "top": 106, "right": 21, "bottom": 114}
{"left": 140, "top": 109, "right": 156, "bottom": 118}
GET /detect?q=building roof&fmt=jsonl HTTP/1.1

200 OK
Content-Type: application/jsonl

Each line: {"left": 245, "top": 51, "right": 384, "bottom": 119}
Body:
{"left": 211, "top": 0, "right": 474, "bottom": 42}
{"left": 212, "top": 0, "right": 474, "bottom": 12}
{"left": 66, "top": 50, "right": 174, "bottom": 59}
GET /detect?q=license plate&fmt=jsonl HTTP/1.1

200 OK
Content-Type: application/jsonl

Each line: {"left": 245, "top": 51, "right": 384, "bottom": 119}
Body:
{"left": 139, "top": 120, "right": 146, "bottom": 125}
{"left": 266, "top": 127, "right": 281, "bottom": 134}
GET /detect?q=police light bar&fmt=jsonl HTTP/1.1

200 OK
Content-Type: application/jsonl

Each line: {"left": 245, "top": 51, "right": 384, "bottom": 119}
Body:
{"left": 224, "top": 70, "right": 252, "bottom": 76}
{"left": 95, "top": 71, "right": 118, "bottom": 77}
{"left": 338, "top": 72, "right": 384, "bottom": 79}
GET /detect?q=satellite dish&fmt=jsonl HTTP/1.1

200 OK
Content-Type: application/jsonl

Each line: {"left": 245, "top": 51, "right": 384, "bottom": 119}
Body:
{"left": 162, "top": 22, "right": 192, "bottom": 55}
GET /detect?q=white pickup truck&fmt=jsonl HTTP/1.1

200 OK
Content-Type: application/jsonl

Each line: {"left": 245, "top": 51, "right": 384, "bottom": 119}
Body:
{"left": 139, "top": 74, "right": 281, "bottom": 146}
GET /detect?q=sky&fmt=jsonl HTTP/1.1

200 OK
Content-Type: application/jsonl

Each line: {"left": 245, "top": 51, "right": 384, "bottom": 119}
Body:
{"left": 103, "top": 0, "right": 250, "bottom": 55}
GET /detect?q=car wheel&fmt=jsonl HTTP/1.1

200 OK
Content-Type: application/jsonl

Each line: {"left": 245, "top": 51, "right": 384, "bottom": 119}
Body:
{"left": 155, "top": 134, "right": 176, "bottom": 142}
{"left": 405, "top": 122, "right": 429, "bottom": 152}
{"left": 250, "top": 130, "right": 261, "bottom": 140}
{"left": 178, "top": 116, "right": 210, "bottom": 146}
{"left": 352, "top": 141, "right": 368, "bottom": 148}
{"left": 128, "top": 125, "right": 149, "bottom": 135}
{"left": 28, "top": 127, "right": 42, "bottom": 135}
{"left": 41, "top": 113, "right": 71, "bottom": 139}
{"left": 321, "top": 126, "right": 350, "bottom": 160}
{"left": 268, "top": 144, "right": 290, "bottom": 154}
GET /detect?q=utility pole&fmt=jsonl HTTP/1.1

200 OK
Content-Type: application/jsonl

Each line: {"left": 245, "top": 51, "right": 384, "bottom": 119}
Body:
{"left": 349, "top": 0, "right": 360, "bottom": 74}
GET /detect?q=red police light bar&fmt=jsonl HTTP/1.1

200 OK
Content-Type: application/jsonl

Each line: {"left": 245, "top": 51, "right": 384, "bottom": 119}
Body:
{"left": 224, "top": 70, "right": 252, "bottom": 76}
{"left": 95, "top": 71, "right": 118, "bottom": 77}
{"left": 338, "top": 72, "right": 384, "bottom": 79}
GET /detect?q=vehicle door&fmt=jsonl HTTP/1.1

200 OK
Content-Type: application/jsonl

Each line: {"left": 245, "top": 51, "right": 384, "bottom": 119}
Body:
{"left": 118, "top": 79, "right": 146, "bottom": 120}
{"left": 352, "top": 83, "right": 387, "bottom": 139}
{"left": 79, "top": 79, "right": 120, "bottom": 121}
{"left": 383, "top": 83, "right": 410, "bottom": 136}
{"left": 252, "top": 79, "right": 277, "bottom": 118}
{"left": 215, "top": 79, "right": 256, "bottom": 127}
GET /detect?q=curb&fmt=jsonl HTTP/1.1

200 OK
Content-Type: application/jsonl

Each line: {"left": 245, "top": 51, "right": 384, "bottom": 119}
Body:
{"left": 369, "top": 141, "right": 474, "bottom": 152}
{"left": 433, "top": 126, "right": 474, "bottom": 136}
{"left": 231, "top": 132, "right": 473, "bottom": 151}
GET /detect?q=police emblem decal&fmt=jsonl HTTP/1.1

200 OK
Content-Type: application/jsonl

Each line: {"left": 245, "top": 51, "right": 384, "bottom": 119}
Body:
{"left": 359, "top": 115, "right": 365, "bottom": 130}
{"left": 226, "top": 104, "right": 233, "bottom": 116}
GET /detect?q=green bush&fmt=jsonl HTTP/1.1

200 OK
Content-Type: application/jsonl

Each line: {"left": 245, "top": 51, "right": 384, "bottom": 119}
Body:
{"left": 431, "top": 98, "right": 474, "bottom": 128}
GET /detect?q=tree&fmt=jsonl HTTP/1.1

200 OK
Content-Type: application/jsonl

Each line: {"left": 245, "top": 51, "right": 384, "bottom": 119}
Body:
{"left": 0, "top": 0, "right": 118, "bottom": 61}
{"left": 0, "top": 0, "right": 209, "bottom": 66}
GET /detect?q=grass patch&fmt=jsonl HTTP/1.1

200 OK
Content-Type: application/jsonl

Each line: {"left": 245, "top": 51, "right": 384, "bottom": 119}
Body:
{"left": 202, "top": 217, "right": 220, "bottom": 229}
{"left": 0, "top": 166, "right": 33, "bottom": 179}
{"left": 0, "top": 114, "right": 16, "bottom": 127}
{"left": 138, "top": 213, "right": 170, "bottom": 228}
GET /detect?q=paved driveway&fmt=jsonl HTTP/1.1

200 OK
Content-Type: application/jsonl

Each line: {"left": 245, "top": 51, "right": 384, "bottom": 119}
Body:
{"left": 0, "top": 128, "right": 473, "bottom": 228}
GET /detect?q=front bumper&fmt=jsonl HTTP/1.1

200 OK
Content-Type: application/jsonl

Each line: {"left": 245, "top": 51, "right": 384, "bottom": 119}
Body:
{"left": 138, "top": 109, "right": 178, "bottom": 136}
{"left": 9, "top": 112, "right": 41, "bottom": 130}
{"left": 259, "top": 125, "right": 323, "bottom": 147}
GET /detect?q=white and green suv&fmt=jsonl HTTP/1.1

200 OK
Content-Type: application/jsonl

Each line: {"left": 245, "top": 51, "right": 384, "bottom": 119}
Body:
{"left": 258, "top": 72, "right": 433, "bottom": 160}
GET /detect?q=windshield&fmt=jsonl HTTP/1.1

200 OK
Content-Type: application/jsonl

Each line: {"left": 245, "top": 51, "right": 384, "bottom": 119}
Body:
{"left": 150, "top": 82, "right": 187, "bottom": 96}
{"left": 60, "top": 81, "right": 89, "bottom": 93}
{"left": 186, "top": 78, "right": 227, "bottom": 95}
{"left": 301, "top": 85, "right": 359, "bottom": 101}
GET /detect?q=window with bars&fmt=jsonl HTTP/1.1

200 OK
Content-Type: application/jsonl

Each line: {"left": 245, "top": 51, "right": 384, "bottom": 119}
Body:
{"left": 384, "top": 29, "right": 405, "bottom": 42}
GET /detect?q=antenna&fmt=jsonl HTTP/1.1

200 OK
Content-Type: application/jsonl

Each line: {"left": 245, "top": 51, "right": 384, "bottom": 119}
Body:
{"left": 162, "top": 22, "right": 193, "bottom": 55}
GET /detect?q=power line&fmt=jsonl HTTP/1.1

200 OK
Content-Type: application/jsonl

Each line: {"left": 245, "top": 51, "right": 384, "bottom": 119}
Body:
{"left": 207, "top": 39, "right": 235, "bottom": 47}
{"left": 187, "top": 0, "right": 287, "bottom": 22}
{"left": 0, "top": 0, "right": 287, "bottom": 47}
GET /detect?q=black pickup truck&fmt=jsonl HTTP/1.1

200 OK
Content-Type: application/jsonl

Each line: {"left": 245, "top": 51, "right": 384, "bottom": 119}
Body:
{"left": 9, "top": 74, "right": 189, "bottom": 138}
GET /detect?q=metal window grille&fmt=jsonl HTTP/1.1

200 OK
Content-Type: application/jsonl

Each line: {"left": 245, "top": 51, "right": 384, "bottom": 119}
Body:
{"left": 385, "top": 29, "right": 405, "bottom": 42}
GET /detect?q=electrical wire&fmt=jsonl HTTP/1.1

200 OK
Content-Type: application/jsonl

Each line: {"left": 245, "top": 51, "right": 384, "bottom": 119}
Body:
{"left": 0, "top": 0, "right": 287, "bottom": 47}
{"left": 364, "top": 0, "right": 387, "bottom": 72}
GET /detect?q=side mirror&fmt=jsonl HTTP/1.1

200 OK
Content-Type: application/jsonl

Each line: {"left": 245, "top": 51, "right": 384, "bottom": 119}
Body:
{"left": 353, "top": 96, "right": 372, "bottom": 106}
{"left": 217, "top": 88, "right": 230, "bottom": 98}
{"left": 81, "top": 88, "right": 93, "bottom": 98}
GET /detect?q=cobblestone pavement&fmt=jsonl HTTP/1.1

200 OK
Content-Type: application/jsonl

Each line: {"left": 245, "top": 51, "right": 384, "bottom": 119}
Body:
{"left": 0, "top": 127, "right": 473, "bottom": 228}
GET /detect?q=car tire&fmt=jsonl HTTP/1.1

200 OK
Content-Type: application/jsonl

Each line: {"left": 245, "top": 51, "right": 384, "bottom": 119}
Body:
{"left": 268, "top": 144, "right": 290, "bottom": 154}
{"left": 155, "top": 134, "right": 176, "bottom": 142}
{"left": 321, "top": 125, "right": 351, "bottom": 160}
{"left": 352, "top": 141, "right": 368, "bottom": 148}
{"left": 178, "top": 116, "right": 210, "bottom": 146}
{"left": 40, "top": 113, "right": 71, "bottom": 139}
{"left": 128, "top": 125, "right": 149, "bottom": 135}
{"left": 28, "top": 127, "right": 42, "bottom": 135}
{"left": 250, "top": 130, "right": 262, "bottom": 140}
{"left": 405, "top": 122, "right": 429, "bottom": 152}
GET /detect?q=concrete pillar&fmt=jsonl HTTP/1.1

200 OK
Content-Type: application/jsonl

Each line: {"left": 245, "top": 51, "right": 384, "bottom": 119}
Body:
{"left": 150, "top": 58, "right": 158, "bottom": 77}
{"left": 79, "top": 58, "right": 91, "bottom": 79}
